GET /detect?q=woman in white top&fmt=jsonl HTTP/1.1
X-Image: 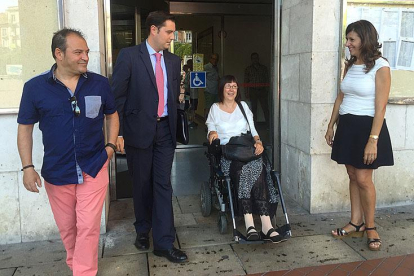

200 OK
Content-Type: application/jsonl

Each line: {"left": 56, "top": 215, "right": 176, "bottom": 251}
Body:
{"left": 325, "top": 20, "right": 393, "bottom": 251}
{"left": 206, "top": 75, "right": 281, "bottom": 243}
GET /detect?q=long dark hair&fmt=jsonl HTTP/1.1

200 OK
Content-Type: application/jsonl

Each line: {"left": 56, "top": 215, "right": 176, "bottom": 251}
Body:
{"left": 345, "top": 20, "right": 383, "bottom": 73}
{"left": 218, "top": 75, "right": 241, "bottom": 103}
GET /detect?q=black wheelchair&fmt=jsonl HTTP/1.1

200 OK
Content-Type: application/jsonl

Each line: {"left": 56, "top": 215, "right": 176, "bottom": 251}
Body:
{"left": 200, "top": 139, "right": 292, "bottom": 244}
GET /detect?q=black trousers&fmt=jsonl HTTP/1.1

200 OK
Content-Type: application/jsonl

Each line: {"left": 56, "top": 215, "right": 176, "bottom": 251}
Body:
{"left": 250, "top": 88, "right": 270, "bottom": 125}
{"left": 125, "top": 119, "right": 175, "bottom": 250}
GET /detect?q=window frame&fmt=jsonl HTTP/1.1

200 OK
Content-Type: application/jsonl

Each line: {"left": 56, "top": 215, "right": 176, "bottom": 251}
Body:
{"left": 343, "top": 0, "right": 414, "bottom": 102}
{"left": 0, "top": 0, "right": 64, "bottom": 113}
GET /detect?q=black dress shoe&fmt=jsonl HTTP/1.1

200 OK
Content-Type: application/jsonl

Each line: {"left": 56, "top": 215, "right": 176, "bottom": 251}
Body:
{"left": 134, "top": 233, "right": 150, "bottom": 250}
{"left": 153, "top": 247, "right": 188, "bottom": 263}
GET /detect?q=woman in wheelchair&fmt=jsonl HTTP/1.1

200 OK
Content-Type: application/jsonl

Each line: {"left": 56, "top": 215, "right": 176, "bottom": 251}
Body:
{"left": 206, "top": 75, "right": 282, "bottom": 243}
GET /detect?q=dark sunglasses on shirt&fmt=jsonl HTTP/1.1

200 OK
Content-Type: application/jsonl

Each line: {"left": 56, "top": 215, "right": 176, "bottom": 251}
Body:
{"left": 69, "top": 96, "right": 81, "bottom": 117}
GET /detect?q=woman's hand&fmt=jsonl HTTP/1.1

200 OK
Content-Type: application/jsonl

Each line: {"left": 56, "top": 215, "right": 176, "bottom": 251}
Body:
{"left": 325, "top": 127, "right": 334, "bottom": 147}
{"left": 208, "top": 131, "right": 218, "bottom": 144}
{"left": 364, "top": 139, "right": 378, "bottom": 165}
{"left": 254, "top": 140, "right": 264, "bottom": 155}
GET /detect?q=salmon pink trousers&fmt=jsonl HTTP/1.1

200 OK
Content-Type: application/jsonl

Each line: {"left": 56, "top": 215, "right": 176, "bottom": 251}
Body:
{"left": 45, "top": 161, "right": 109, "bottom": 276}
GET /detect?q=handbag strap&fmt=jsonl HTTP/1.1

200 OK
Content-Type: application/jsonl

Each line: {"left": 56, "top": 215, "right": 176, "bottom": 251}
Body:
{"left": 237, "top": 102, "right": 251, "bottom": 132}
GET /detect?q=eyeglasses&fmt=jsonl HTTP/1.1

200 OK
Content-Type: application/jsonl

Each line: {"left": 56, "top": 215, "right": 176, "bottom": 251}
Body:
{"left": 224, "top": 85, "right": 238, "bottom": 90}
{"left": 69, "top": 96, "right": 81, "bottom": 117}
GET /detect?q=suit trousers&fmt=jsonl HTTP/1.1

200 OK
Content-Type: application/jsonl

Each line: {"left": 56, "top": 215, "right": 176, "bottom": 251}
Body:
{"left": 126, "top": 119, "right": 176, "bottom": 250}
{"left": 250, "top": 88, "right": 270, "bottom": 125}
{"left": 45, "top": 160, "right": 109, "bottom": 276}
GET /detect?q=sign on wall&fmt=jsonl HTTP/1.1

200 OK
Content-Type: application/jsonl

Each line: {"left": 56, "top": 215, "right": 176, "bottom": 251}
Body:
{"left": 193, "top": 53, "right": 204, "bottom": 72}
{"left": 190, "top": 71, "right": 206, "bottom": 88}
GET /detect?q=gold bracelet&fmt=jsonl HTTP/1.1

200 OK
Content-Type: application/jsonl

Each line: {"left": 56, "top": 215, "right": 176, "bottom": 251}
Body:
{"left": 369, "top": 135, "right": 379, "bottom": 140}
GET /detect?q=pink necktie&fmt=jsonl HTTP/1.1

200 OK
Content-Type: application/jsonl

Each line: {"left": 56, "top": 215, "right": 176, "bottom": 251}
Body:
{"left": 155, "top": 53, "right": 164, "bottom": 117}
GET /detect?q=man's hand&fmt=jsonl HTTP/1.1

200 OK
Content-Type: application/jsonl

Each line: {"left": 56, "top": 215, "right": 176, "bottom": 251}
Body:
{"left": 105, "top": 147, "right": 115, "bottom": 160}
{"left": 116, "top": 136, "right": 125, "bottom": 153}
{"left": 23, "top": 168, "right": 42, "bottom": 193}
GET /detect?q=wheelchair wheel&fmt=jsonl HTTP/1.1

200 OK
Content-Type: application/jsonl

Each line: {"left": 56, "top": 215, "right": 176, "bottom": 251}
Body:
{"left": 218, "top": 212, "right": 228, "bottom": 234}
{"left": 200, "top": 181, "right": 212, "bottom": 217}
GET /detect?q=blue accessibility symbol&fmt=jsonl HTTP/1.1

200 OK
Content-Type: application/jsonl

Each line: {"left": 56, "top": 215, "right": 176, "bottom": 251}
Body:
{"left": 190, "top": 71, "right": 206, "bottom": 88}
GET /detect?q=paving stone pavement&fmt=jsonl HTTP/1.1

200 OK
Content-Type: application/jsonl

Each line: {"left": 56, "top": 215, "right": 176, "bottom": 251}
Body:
{"left": 1, "top": 196, "right": 413, "bottom": 276}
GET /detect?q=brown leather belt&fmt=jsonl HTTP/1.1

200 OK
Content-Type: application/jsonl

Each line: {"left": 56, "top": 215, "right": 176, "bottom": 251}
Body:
{"left": 157, "top": 116, "right": 168, "bottom": 122}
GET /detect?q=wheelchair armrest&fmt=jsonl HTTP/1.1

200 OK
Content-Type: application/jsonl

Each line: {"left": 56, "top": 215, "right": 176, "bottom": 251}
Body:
{"left": 204, "top": 139, "right": 222, "bottom": 155}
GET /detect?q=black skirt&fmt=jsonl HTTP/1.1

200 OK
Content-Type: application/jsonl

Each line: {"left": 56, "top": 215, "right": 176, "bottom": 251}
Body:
{"left": 331, "top": 114, "right": 394, "bottom": 169}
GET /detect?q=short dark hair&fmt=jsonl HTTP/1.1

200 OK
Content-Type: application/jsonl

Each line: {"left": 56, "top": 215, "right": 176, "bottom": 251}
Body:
{"left": 251, "top": 52, "right": 259, "bottom": 58}
{"left": 218, "top": 75, "right": 241, "bottom": 103}
{"left": 145, "top": 11, "right": 175, "bottom": 34}
{"left": 51, "top": 28, "right": 85, "bottom": 59}
{"left": 345, "top": 20, "right": 382, "bottom": 73}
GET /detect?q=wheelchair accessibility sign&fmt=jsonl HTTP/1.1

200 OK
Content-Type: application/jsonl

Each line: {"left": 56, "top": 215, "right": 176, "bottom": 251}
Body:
{"left": 190, "top": 71, "right": 206, "bottom": 88}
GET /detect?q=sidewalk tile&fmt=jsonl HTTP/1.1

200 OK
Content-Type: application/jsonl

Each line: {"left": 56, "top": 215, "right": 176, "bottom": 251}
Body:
{"left": 342, "top": 224, "right": 414, "bottom": 259}
{"left": 14, "top": 262, "right": 71, "bottom": 276}
{"left": 174, "top": 213, "right": 197, "bottom": 227}
{"left": 265, "top": 271, "right": 289, "bottom": 276}
{"left": 314, "top": 263, "right": 339, "bottom": 273}
{"left": 376, "top": 255, "right": 404, "bottom": 272}
{"left": 253, "top": 271, "right": 288, "bottom": 276}
{"left": 293, "top": 267, "right": 310, "bottom": 273}
{"left": 176, "top": 195, "right": 200, "bottom": 214}
{"left": 327, "top": 268, "right": 349, "bottom": 275}
{"left": 0, "top": 268, "right": 16, "bottom": 276}
{"left": 399, "top": 254, "right": 414, "bottom": 270}
{"left": 148, "top": 245, "right": 245, "bottom": 276}
{"left": 338, "top": 261, "right": 363, "bottom": 272}
{"left": 370, "top": 268, "right": 395, "bottom": 276}
{"left": 350, "top": 270, "right": 370, "bottom": 276}
{"left": 0, "top": 239, "right": 66, "bottom": 268}
{"left": 233, "top": 235, "right": 363, "bottom": 274}
{"left": 283, "top": 270, "right": 305, "bottom": 276}
{"left": 176, "top": 224, "right": 234, "bottom": 248}
{"left": 98, "top": 254, "right": 147, "bottom": 276}
{"left": 307, "top": 270, "right": 327, "bottom": 276}
{"left": 358, "top": 258, "right": 385, "bottom": 272}
{"left": 108, "top": 198, "right": 134, "bottom": 221}
{"left": 390, "top": 267, "right": 412, "bottom": 276}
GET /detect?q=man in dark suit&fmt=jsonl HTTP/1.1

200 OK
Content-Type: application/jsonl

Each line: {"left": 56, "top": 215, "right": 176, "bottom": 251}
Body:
{"left": 111, "top": 11, "right": 188, "bottom": 263}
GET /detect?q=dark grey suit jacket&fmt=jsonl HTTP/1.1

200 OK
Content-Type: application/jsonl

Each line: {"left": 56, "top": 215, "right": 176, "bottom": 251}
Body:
{"left": 111, "top": 43, "right": 181, "bottom": 149}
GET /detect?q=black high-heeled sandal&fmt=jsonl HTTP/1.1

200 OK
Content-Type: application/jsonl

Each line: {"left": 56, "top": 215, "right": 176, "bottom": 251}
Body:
{"left": 246, "top": 226, "right": 260, "bottom": 241}
{"left": 366, "top": 227, "right": 382, "bottom": 251}
{"left": 260, "top": 228, "right": 283, "bottom": 244}
{"left": 332, "top": 221, "right": 365, "bottom": 239}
